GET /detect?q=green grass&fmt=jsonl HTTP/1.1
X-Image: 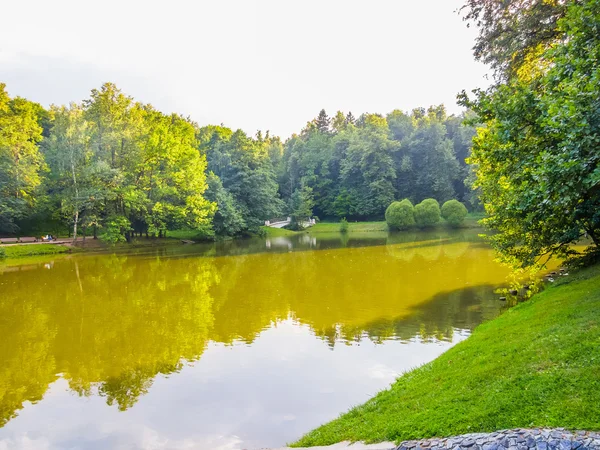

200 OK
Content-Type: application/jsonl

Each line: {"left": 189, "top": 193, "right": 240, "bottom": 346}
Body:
{"left": 309, "top": 221, "right": 389, "bottom": 233}
{"left": 293, "top": 264, "right": 600, "bottom": 446}
{"left": 0, "top": 244, "right": 71, "bottom": 259}
{"left": 309, "top": 215, "right": 484, "bottom": 234}
{"left": 261, "top": 226, "right": 300, "bottom": 237}
{"left": 165, "top": 229, "right": 210, "bottom": 241}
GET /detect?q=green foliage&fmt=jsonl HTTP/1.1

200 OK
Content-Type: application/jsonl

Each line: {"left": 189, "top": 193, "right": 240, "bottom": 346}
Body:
{"left": 205, "top": 172, "right": 245, "bottom": 237}
{"left": 339, "top": 218, "right": 349, "bottom": 233}
{"left": 414, "top": 198, "right": 441, "bottom": 228}
{"left": 294, "top": 263, "right": 600, "bottom": 446}
{"left": 0, "top": 84, "right": 45, "bottom": 233}
{"left": 100, "top": 215, "right": 131, "bottom": 244}
{"left": 460, "top": 0, "right": 566, "bottom": 79}
{"left": 200, "top": 126, "right": 284, "bottom": 234}
{"left": 39, "top": 83, "right": 216, "bottom": 242}
{"left": 1, "top": 82, "right": 478, "bottom": 238}
{"left": 289, "top": 185, "right": 314, "bottom": 223}
{"left": 0, "top": 247, "right": 5, "bottom": 259}
{"left": 278, "top": 108, "right": 474, "bottom": 222}
{"left": 460, "top": 0, "right": 600, "bottom": 268}
{"left": 385, "top": 199, "right": 415, "bottom": 231}
{"left": 441, "top": 200, "right": 468, "bottom": 227}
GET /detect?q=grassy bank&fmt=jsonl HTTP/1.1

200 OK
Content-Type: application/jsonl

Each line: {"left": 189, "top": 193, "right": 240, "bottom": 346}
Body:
{"left": 301, "top": 213, "right": 484, "bottom": 234}
{"left": 0, "top": 244, "right": 71, "bottom": 259}
{"left": 293, "top": 264, "right": 600, "bottom": 446}
{"left": 262, "top": 226, "right": 299, "bottom": 237}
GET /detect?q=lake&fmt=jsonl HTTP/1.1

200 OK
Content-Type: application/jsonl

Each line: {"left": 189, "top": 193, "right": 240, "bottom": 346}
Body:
{"left": 0, "top": 229, "right": 513, "bottom": 450}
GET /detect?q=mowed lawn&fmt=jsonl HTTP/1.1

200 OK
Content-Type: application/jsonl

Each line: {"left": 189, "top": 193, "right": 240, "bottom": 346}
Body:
{"left": 0, "top": 243, "right": 71, "bottom": 258}
{"left": 293, "top": 264, "right": 600, "bottom": 446}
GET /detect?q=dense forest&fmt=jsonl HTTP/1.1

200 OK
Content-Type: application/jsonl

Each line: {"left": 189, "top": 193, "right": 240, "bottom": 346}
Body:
{"left": 0, "top": 83, "right": 476, "bottom": 240}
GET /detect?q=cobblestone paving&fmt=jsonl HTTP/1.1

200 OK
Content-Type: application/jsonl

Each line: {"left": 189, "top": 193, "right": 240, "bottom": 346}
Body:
{"left": 395, "top": 429, "right": 600, "bottom": 450}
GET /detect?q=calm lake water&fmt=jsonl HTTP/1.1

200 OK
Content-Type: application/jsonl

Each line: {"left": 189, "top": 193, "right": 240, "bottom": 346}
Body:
{"left": 0, "top": 230, "right": 512, "bottom": 450}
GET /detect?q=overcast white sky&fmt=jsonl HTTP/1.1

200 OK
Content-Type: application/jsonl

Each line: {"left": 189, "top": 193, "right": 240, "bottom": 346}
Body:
{"left": 0, "top": 0, "right": 489, "bottom": 138}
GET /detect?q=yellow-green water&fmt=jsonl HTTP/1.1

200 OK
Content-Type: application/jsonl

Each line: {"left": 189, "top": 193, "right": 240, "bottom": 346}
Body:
{"left": 0, "top": 230, "right": 512, "bottom": 449}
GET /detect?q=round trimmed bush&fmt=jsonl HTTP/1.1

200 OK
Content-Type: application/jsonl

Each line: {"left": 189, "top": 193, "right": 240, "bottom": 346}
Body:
{"left": 414, "top": 198, "right": 441, "bottom": 228}
{"left": 441, "top": 199, "right": 468, "bottom": 227}
{"left": 385, "top": 199, "right": 415, "bottom": 231}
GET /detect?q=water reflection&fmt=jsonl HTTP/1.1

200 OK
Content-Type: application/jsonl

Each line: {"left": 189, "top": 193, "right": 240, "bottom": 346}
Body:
{"left": 0, "top": 229, "right": 511, "bottom": 449}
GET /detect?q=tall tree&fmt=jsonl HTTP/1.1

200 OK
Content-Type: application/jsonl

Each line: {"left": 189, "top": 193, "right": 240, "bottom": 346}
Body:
{"left": 460, "top": 0, "right": 600, "bottom": 267}
{"left": 0, "top": 84, "right": 45, "bottom": 233}
{"left": 201, "top": 127, "right": 283, "bottom": 233}
{"left": 315, "top": 109, "right": 331, "bottom": 134}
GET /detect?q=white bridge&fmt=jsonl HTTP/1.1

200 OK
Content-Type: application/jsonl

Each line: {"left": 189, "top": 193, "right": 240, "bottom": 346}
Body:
{"left": 264, "top": 217, "right": 316, "bottom": 228}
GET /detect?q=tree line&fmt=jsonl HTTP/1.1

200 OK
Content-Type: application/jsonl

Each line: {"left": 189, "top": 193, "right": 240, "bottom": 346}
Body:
{"left": 0, "top": 82, "right": 476, "bottom": 240}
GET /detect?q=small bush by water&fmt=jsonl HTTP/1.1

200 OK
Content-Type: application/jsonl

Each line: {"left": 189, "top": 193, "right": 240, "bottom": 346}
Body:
{"left": 441, "top": 200, "right": 468, "bottom": 227}
{"left": 414, "top": 198, "right": 441, "bottom": 228}
{"left": 385, "top": 199, "right": 415, "bottom": 231}
{"left": 293, "top": 263, "right": 600, "bottom": 446}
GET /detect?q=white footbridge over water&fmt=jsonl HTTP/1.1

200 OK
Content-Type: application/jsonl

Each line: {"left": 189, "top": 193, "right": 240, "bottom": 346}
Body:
{"left": 264, "top": 217, "right": 316, "bottom": 228}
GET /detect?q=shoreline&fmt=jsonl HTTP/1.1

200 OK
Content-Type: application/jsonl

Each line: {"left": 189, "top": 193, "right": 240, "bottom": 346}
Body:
{"left": 292, "top": 263, "right": 600, "bottom": 447}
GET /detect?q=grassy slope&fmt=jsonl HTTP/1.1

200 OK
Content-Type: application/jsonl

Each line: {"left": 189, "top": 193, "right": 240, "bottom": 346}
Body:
{"left": 0, "top": 244, "right": 71, "bottom": 258}
{"left": 262, "top": 226, "right": 300, "bottom": 237}
{"left": 293, "top": 264, "right": 600, "bottom": 446}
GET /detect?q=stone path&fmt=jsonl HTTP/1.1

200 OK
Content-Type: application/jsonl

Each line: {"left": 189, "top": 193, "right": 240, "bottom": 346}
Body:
{"left": 265, "top": 441, "right": 395, "bottom": 450}
{"left": 269, "top": 429, "right": 600, "bottom": 450}
{"left": 395, "top": 429, "right": 600, "bottom": 450}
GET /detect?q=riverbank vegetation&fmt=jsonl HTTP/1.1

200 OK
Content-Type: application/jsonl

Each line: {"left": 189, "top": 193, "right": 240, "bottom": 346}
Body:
{"left": 1, "top": 82, "right": 478, "bottom": 243}
{"left": 293, "top": 263, "right": 600, "bottom": 446}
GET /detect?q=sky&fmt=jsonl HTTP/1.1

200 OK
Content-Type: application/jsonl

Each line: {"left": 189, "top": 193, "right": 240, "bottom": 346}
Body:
{"left": 0, "top": 0, "right": 490, "bottom": 138}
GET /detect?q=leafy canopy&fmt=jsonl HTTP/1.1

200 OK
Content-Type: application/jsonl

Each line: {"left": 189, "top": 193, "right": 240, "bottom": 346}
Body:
{"left": 460, "top": 0, "right": 600, "bottom": 267}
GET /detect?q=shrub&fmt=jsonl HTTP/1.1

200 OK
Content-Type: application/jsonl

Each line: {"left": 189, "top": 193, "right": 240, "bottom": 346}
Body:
{"left": 339, "top": 218, "right": 349, "bottom": 233}
{"left": 385, "top": 199, "right": 415, "bottom": 231}
{"left": 441, "top": 200, "right": 468, "bottom": 227}
{"left": 0, "top": 247, "right": 5, "bottom": 259}
{"left": 414, "top": 198, "right": 441, "bottom": 228}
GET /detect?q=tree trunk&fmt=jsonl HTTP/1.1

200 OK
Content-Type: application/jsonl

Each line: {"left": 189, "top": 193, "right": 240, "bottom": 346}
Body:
{"left": 71, "top": 156, "right": 79, "bottom": 243}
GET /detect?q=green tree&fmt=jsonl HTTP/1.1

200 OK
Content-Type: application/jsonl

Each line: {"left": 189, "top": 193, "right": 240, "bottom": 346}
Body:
{"left": 460, "top": 0, "right": 567, "bottom": 79}
{"left": 289, "top": 185, "right": 315, "bottom": 224}
{"left": 396, "top": 114, "right": 459, "bottom": 203}
{"left": 315, "top": 109, "right": 331, "bottom": 134}
{"left": 414, "top": 198, "right": 441, "bottom": 228}
{"left": 0, "top": 84, "right": 45, "bottom": 233}
{"left": 385, "top": 199, "right": 416, "bottom": 231}
{"left": 205, "top": 172, "right": 245, "bottom": 237}
{"left": 460, "top": 0, "right": 600, "bottom": 267}
{"left": 201, "top": 127, "right": 283, "bottom": 233}
{"left": 340, "top": 115, "right": 396, "bottom": 218}
{"left": 441, "top": 200, "right": 468, "bottom": 227}
{"left": 43, "top": 104, "right": 91, "bottom": 241}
